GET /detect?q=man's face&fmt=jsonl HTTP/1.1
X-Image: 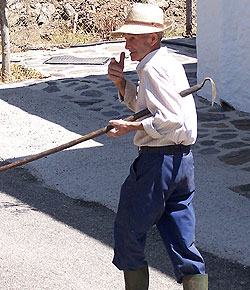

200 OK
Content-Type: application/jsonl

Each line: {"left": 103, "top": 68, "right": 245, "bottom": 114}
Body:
{"left": 124, "top": 33, "right": 154, "bottom": 61}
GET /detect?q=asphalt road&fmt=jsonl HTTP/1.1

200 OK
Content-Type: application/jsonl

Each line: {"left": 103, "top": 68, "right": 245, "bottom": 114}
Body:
{"left": 0, "top": 161, "right": 249, "bottom": 290}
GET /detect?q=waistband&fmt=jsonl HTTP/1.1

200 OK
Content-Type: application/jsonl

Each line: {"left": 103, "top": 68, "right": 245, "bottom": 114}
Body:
{"left": 138, "top": 144, "right": 191, "bottom": 153}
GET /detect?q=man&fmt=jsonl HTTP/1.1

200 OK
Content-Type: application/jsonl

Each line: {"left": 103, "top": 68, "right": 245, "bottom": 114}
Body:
{"left": 107, "top": 3, "right": 208, "bottom": 290}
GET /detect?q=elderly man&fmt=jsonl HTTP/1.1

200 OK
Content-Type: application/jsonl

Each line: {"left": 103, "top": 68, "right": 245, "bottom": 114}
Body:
{"left": 107, "top": 3, "right": 208, "bottom": 290}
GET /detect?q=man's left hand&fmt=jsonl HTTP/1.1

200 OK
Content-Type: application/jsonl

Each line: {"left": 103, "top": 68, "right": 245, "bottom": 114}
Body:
{"left": 107, "top": 119, "right": 143, "bottom": 137}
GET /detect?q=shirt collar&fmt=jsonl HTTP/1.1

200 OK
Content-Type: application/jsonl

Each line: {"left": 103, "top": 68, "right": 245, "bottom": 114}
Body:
{"left": 136, "top": 46, "right": 167, "bottom": 71}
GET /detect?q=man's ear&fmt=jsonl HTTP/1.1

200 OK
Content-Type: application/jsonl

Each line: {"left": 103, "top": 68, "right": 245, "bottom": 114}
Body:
{"left": 150, "top": 33, "right": 159, "bottom": 47}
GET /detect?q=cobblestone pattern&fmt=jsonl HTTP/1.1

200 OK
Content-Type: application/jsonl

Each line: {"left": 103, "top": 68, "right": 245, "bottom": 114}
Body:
{"left": 35, "top": 47, "right": 250, "bottom": 199}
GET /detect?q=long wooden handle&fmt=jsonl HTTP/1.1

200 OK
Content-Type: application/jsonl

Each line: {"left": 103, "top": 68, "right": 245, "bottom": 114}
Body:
{"left": 0, "top": 109, "right": 151, "bottom": 172}
{"left": 0, "top": 78, "right": 216, "bottom": 172}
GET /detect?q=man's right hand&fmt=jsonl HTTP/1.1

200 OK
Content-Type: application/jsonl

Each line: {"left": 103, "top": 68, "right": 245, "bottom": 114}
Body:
{"left": 108, "top": 52, "right": 126, "bottom": 96}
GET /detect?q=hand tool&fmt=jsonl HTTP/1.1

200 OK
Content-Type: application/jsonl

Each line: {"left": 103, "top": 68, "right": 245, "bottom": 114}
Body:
{"left": 0, "top": 77, "right": 216, "bottom": 172}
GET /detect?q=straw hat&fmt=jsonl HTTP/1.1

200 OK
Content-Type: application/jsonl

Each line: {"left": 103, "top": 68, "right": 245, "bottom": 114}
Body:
{"left": 112, "top": 3, "right": 172, "bottom": 36}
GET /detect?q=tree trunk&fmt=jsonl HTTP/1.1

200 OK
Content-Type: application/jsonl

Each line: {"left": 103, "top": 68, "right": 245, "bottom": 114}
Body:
{"left": 0, "top": 0, "right": 11, "bottom": 82}
{"left": 186, "top": 0, "right": 193, "bottom": 36}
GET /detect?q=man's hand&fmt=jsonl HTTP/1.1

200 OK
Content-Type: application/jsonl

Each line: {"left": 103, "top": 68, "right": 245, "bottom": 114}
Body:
{"left": 107, "top": 119, "right": 144, "bottom": 137}
{"left": 108, "top": 52, "right": 126, "bottom": 96}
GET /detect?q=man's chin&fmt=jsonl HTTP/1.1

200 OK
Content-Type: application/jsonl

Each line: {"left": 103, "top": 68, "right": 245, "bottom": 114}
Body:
{"left": 130, "top": 52, "right": 138, "bottom": 61}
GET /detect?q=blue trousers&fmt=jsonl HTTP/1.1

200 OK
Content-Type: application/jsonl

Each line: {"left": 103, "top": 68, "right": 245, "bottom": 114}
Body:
{"left": 112, "top": 149, "right": 205, "bottom": 283}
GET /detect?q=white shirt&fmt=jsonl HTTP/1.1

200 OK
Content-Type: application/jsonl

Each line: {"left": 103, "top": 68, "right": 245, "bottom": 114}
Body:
{"left": 120, "top": 46, "right": 197, "bottom": 147}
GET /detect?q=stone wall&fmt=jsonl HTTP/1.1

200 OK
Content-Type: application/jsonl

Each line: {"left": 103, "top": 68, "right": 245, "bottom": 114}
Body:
{"left": 197, "top": 0, "right": 250, "bottom": 113}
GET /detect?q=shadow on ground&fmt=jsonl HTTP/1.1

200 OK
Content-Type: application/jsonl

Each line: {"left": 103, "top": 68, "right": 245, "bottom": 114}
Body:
{"left": 0, "top": 161, "right": 249, "bottom": 290}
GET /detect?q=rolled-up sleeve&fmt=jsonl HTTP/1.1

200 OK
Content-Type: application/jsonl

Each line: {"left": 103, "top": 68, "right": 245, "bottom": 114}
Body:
{"left": 118, "top": 79, "right": 138, "bottom": 112}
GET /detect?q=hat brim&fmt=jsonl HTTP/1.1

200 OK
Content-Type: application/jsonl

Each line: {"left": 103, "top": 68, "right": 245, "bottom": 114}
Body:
{"left": 111, "top": 21, "right": 173, "bottom": 37}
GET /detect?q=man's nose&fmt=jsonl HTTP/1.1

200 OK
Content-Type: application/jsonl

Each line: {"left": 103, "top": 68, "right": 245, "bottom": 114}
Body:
{"left": 125, "top": 40, "right": 130, "bottom": 50}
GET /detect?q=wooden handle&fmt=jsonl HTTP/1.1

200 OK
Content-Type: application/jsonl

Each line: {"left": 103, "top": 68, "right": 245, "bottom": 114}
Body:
{"left": 0, "top": 109, "right": 152, "bottom": 172}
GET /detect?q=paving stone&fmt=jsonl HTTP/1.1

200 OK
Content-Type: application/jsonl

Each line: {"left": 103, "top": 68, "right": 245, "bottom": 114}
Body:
{"left": 102, "top": 111, "right": 121, "bottom": 117}
{"left": 45, "top": 81, "right": 58, "bottom": 85}
{"left": 95, "top": 77, "right": 110, "bottom": 82}
{"left": 230, "top": 119, "right": 250, "bottom": 131}
{"left": 120, "top": 114, "right": 132, "bottom": 119}
{"left": 206, "top": 107, "right": 223, "bottom": 113}
{"left": 79, "top": 79, "right": 98, "bottom": 84}
{"left": 61, "top": 78, "right": 78, "bottom": 83}
{"left": 192, "top": 145, "right": 200, "bottom": 151}
{"left": 124, "top": 71, "right": 137, "bottom": 76}
{"left": 198, "top": 128, "right": 209, "bottom": 132}
{"left": 184, "top": 66, "right": 197, "bottom": 74}
{"left": 59, "top": 95, "right": 74, "bottom": 100}
{"left": 43, "top": 86, "right": 61, "bottom": 93}
{"left": 74, "top": 85, "right": 90, "bottom": 91}
{"left": 123, "top": 108, "right": 133, "bottom": 113}
{"left": 195, "top": 105, "right": 209, "bottom": 110}
{"left": 199, "top": 140, "right": 218, "bottom": 146}
{"left": 220, "top": 142, "right": 249, "bottom": 149}
{"left": 218, "top": 148, "right": 250, "bottom": 165}
{"left": 81, "top": 75, "right": 100, "bottom": 83}
{"left": 81, "top": 90, "right": 103, "bottom": 97}
{"left": 97, "top": 83, "right": 116, "bottom": 88}
{"left": 241, "top": 136, "right": 250, "bottom": 142}
{"left": 183, "top": 62, "right": 197, "bottom": 70}
{"left": 74, "top": 99, "right": 103, "bottom": 107}
{"left": 105, "top": 87, "right": 119, "bottom": 92}
{"left": 66, "top": 82, "right": 80, "bottom": 87}
{"left": 213, "top": 133, "right": 237, "bottom": 140}
{"left": 217, "top": 129, "right": 237, "bottom": 133}
{"left": 197, "top": 147, "right": 221, "bottom": 155}
{"left": 196, "top": 97, "right": 211, "bottom": 105}
{"left": 197, "top": 112, "right": 227, "bottom": 122}
{"left": 229, "top": 184, "right": 250, "bottom": 199}
{"left": 201, "top": 123, "right": 228, "bottom": 129}
{"left": 188, "top": 79, "right": 197, "bottom": 87}
{"left": 112, "top": 105, "right": 124, "bottom": 110}
{"left": 235, "top": 111, "right": 250, "bottom": 118}
{"left": 197, "top": 134, "right": 210, "bottom": 139}
{"left": 112, "top": 94, "right": 119, "bottom": 101}
{"left": 87, "top": 108, "right": 102, "bottom": 112}
{"left": 186, "top": 72, "right": 197, "bottom": 78}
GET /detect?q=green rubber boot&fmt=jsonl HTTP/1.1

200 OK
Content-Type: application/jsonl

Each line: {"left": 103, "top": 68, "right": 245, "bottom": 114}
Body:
{"left": 182, "top": 274, "right": 208, "bottom": 290}
{"left": 123, "top": 265, "right": 149, "bottom": 290}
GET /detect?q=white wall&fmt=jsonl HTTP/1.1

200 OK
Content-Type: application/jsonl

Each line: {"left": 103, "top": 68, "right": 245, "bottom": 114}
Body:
{"left": 197, "top": 0, "right": 250, "bottom": 112}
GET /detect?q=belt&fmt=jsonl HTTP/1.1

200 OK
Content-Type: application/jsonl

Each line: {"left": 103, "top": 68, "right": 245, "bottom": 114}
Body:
{"left": 138, "top": 144, "right": 191, "bottom": 153}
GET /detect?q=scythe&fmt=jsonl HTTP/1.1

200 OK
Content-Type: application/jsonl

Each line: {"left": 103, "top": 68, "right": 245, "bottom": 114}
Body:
{"left": 0, "top": 77, "right": 216, "bottom": 173}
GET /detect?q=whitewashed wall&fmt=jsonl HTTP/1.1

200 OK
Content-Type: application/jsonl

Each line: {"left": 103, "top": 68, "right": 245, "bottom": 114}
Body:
{"left": 197, "top": 0, "right": 250, "bottom": 113}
